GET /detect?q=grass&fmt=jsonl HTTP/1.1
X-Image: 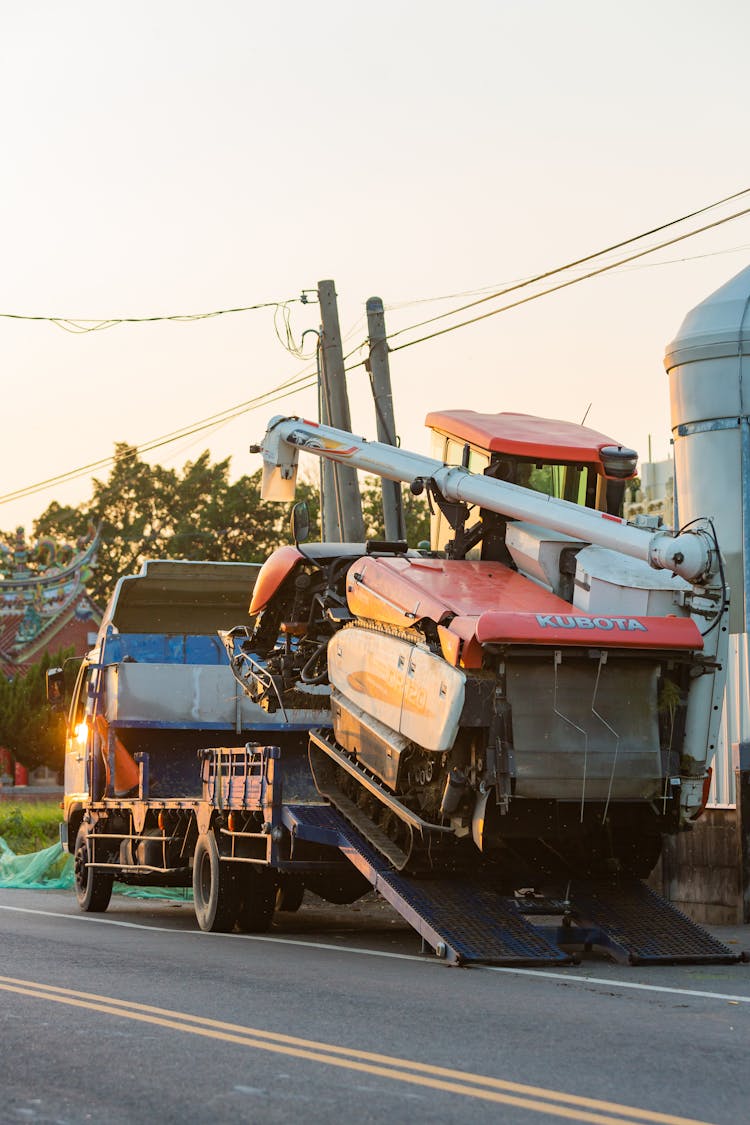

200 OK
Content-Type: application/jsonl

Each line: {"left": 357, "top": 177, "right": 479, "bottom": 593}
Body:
{"left": 0, "top": 802, "right": 63, "bottom": 854}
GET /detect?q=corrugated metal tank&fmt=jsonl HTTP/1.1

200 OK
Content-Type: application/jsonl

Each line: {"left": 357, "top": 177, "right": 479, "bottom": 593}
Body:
{"left": 665, "top": 263, "right": 750, "bottom": 632}
{"left": 665, "top": 264, "right": 750, "bottom": 802}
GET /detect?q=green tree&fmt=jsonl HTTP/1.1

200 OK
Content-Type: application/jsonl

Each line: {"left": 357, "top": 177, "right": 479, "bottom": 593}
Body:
{"left": 0, "top": 649, "right": 72, "bottom": 772}
{"left": 359, "top": 477, "right": 431, "bottom": 544}
{"left": 33, "top": 445, "right": 320, "bottom": 607}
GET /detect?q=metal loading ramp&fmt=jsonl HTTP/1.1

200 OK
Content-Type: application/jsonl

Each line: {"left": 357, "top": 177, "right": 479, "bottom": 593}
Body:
{"left": 563, "top": 879, "right": 741, "bottom": 966}
{"left": 285, "top": 804, "right": 572, "bottom": 966}
{"left": 284, "top": 805, "right": 741, "bottom": 967}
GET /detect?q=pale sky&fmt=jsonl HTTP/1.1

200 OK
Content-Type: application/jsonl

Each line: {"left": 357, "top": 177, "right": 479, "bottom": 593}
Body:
{"left": 2, "top": 0, "right": 750, "bottom": 535}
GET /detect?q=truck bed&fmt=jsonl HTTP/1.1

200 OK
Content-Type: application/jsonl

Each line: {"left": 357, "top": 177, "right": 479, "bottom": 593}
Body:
{"left": 103, "top": 661, "right": 328, "bottom": 731}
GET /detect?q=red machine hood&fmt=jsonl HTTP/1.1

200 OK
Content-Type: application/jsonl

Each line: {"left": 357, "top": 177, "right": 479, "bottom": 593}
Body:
{"left": 345, "top": 556, "right": 702, "bottom": 668}
{"left": 346, "top": 556, "right": 579, "bottom": 624}
{"left": 249, "top": 545, "right": 304, "bottom": 616}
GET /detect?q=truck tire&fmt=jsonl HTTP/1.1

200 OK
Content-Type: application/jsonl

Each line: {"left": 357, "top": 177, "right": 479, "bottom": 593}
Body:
{"left": 236, "top": 870, "right": 276, "bottom": 933}
{"left": 275, "top": 875, "right": 305, "bottom": 913}
{"left": 192, "top": 832, "right": 239, "bottom": 933}
{"left": 74, "top": 826, "right": 114, "bottom": 913}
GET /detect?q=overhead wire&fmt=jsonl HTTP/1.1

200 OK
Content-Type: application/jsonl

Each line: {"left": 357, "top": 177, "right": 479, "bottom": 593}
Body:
{"left": 383, "top": 186, "right": 750, "bottom": 341}
{"left": 273, "top": 301, "right": 318, "bottom": 360}
{"left": 385, "top": 239, "right": 750, "bottom": 314}
{"left": 0, "top": 304, "right": 367, "bottom": 507}
{"left": 387, "top": 202, "right": 750, "bottom": 354}
{"left": 0, "top": 372, "right": 319, "bottom": 506}
{"left": 615, "top": 241, "right": 750, "bottom": 272}
{"left": 3, "top": 188, "right": 750, "bottom": 509}
{"left": 0, "top": 298, "right": 301, "bottom": 335}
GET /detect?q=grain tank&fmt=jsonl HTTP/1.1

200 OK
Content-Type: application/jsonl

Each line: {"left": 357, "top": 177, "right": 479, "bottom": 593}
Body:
{"left": 665, "top": 264, "right": 750, "bottom": 631}
{"left": 665, "top": 263, "right": 750, "bottom": 784}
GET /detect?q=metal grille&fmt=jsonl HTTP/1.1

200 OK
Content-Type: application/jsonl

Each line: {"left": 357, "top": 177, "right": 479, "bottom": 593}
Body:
{"left": 290, "top": 803, "right": 571, "bottom": 965}
{"left": 506, "top": 655, "right": 661, "bottom": 801}
{"left": 286, "top": 804, "right": 738, "bottom": 966}
{"left": 569, "top": 879, "right": 738, "bottom": 964}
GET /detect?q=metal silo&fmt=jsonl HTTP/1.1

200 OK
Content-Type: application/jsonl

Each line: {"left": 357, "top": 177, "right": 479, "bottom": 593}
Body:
{"left": 665, "top": 264, "right": 750, "bottom": 799}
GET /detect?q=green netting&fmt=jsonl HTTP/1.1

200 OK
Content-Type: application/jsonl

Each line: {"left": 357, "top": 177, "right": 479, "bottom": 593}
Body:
{"left": 0, "top": 837, "right": 193, "bottom": 900}
{"left": 117, "top": 883, "right": 193, "bottom": 901}
{"left": 0, "top": 836, "right": 74, "bottom": 890}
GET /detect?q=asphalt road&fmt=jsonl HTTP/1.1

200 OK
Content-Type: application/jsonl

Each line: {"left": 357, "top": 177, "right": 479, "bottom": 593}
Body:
{"left": 0, "top": 887, "right": 748, "bottom": 1125}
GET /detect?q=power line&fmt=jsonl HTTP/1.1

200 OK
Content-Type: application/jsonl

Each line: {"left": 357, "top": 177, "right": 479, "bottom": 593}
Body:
{"left": 384, "top": 239, "right": 750, "bottom": 313}
{"left": 0, "top": 372, "right": 318, "bottom": 507}
{"left": 3, "top": 188, "right": 748, "bottom": 339}
{"left": 5, "top": 188, "right": 750, "bottom": 511}
{"left": 0, "top": 314, "right": 367, "bottom": 510}
{"left": 387, "top": 203, "right": 750, "bottom": 354}
{"left": 384, "top": 186, "right": 750, "bottom": 342}
{"left": 0, "top": 298, "right": 303, "bottom": 335}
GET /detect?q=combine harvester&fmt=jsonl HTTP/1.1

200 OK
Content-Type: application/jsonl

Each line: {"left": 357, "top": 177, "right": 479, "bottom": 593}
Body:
{"left": 225, "top": 408, "right": 736, "bottom": 965}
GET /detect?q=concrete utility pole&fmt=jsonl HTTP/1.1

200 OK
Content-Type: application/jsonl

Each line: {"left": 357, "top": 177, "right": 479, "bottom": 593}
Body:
{"left": 317, "top": 280, "right": 365, "bottom": 542}
{"left": 366, "top": 296, "right": 406, "bottom": 541}
{"left": 316, "top": 337, "right": 338, "bottom": 543}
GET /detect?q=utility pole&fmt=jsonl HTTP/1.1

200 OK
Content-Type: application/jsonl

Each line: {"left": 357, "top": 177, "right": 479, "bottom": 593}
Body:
{"left": 317, "top": 280, "right": 365, "bottom": 542}
{"left": 366, "top": 297, "right": 405, "bottom": 541}
{"left": 316, "top": 337, "right": 338, "bottom": 542}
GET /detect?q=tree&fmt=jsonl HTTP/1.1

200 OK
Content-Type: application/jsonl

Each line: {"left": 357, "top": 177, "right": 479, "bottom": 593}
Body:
{"left": 0, "top": 649, "right": 72, "bottom": 772}
{"left": 33, "top": 445, "right": 321, "bottom": 607}
{"left": 359, "top": 477, "right": 430, "bottom": 544}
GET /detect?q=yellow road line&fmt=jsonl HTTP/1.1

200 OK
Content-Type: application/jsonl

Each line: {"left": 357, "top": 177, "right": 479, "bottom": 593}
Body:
{"left": 0, "top": 975, "right": 717, "bottom": 1125}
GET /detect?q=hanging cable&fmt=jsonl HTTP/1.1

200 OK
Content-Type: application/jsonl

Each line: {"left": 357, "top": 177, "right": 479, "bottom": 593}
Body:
{"left": 388, "top": 204, "right": 750, "bottom": 354}
{"left": 384, "top": 186, "right": 750, "bottom": 342}
{"left": 0, "top": 372, "right": 319, "bottom": 507}
{"left": 5, "top": 190, "right": 750, "bottom": 511}
{"left": 0, "top": 298, "right": 302, "bottom": 334}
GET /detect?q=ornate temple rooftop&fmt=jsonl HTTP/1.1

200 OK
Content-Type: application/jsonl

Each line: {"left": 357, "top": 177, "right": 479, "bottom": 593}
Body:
{"left": 0, "top": 525, "right": 102, "bottom": 676}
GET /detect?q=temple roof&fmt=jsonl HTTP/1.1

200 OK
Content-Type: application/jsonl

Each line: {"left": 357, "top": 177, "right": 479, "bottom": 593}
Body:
{"left": 0, "top": 526, "right": 102, "bottom": 676}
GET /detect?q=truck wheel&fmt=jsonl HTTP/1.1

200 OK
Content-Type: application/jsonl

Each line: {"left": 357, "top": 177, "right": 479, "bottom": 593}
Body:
{"left": 74, "top": 826, "right": 114, "bottom": 913}
{"left": 275, "top": 875, "right": 305, "bottom": 913}
{"left": 192, "top": 832, "right": 239, "bottom": 933}
{"left": 236, "top": 870, "right": 276, "bottom": 933}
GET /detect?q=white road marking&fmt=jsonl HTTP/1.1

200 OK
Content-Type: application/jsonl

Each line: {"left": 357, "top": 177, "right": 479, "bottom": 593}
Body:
{"left": 484, "top": 965, "right": 750, "bottom": 1003}
{"left": 0, "top": 901, "right": 428, "bottom": 958}
{"left": 0, "top": 902, "right": 176, "bottom": 932}
{"left": 0, "top": 899, "right": 747, "bottom": 1004}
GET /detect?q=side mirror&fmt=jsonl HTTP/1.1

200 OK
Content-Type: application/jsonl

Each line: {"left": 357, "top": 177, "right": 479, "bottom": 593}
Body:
{"left": 291, "top": 501, "right": 310, "bottom": 546}
{"left": 46, "top": 667, "right": 65, "bottom": 709}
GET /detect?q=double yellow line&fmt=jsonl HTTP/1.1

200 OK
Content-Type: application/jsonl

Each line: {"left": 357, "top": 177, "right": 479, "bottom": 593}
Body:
{"left": 0, "top": 974, "right": 715, "bottom": 1124}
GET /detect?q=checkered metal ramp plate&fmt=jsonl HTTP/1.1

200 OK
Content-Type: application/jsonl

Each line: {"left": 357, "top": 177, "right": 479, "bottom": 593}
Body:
{"left": 288, "top": 803, "right": 572, "bottom": 966}
{"left": 569, "top": 879, "right": 740, "bottom": 965}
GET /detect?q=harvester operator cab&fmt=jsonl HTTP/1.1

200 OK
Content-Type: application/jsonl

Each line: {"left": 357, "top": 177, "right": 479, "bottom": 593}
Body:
{"left": 425, "top": 410, "right": 638, "bottom": 561}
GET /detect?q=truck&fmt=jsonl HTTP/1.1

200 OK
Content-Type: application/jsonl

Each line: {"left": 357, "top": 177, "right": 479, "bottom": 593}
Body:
{"left": 54, "top": 558, "right": 370, "bottom": 928}
{"left": 52, "top": 410, "right": 738, "bottom": 966}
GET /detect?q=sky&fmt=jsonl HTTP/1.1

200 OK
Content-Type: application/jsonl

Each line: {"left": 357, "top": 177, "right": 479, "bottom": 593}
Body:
{"left": 2, "top": 0, "right": 750, "bottom": 536}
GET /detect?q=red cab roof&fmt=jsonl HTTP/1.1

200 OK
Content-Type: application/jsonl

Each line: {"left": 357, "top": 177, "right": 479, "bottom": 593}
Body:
{"left": 425, "top": 410, "right": 627, "bottom": 465}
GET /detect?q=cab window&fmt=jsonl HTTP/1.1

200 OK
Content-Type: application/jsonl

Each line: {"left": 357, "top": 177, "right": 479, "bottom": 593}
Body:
{"left": 69, "top": 663, "right": 94, "bottom": 732}
{"left": 490, "top": 457, "right": 595, "bottom": 508}
{"left": 432, "top": 438, "right": 491, "bottom": 553}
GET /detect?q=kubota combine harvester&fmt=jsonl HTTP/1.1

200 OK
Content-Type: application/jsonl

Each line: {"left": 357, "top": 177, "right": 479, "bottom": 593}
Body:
{"left": 229, "top": 409, "right": 729, "bottom": 900}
